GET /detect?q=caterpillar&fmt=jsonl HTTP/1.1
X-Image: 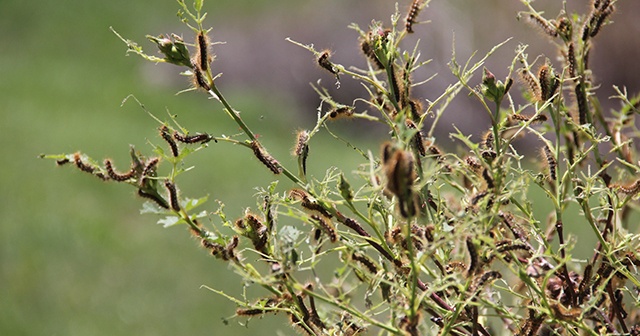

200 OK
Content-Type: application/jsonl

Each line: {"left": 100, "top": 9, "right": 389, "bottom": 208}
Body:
{"left": 104, "top": 159, "right": 135, "bottom": 181}
{"left": 527, "top": 13, "right": 558, "bottom": 38}
{"left": 192, "top": 66, "right": 211, "bottom": 91}
{"left": 405, "top": 0, "right": 422, "bottom": 33}
{"left": 567, "top": 43, "right": 577, "bottom": 79}
{"left": 542, "top": 145, "right": 557, "bottom": 181}
{"left": 250, "top": 141, "right": 282, "bottom": 174}
{"left": 359, "top": 35, "right": 384, "bottom": 69}
{"left": 317, "top": 50, "right": 338, "bottom": 76}
{"left": 472, "top": 270, "right": 502, "bottom": 292}
{"left": 519, "top": 68, "right": 542, "bottom": 102}
{"left": 352, "top": 251, "right": 378, "bottom": 274}
{"left": 293, "top": 130, "right": 309, "bottom": 156}
{"left": 406, "top": 119, "right": 426, "bottom": 156}
{"left": 311, "top": 215, "right": 337, "bottom": 243}
{"left": 289, "top": 188, "right": 333, "bottom": 218}
{"left": 137, "top": 189, "right": 169, "bottom": 209}
{"left": 466, "top": 237, "right": 479, "bottom": 275}
{"left": 164, "top": 180, "right": 180, "bottom": 211}
{"left": 195, "top": 31, "right": 211, "bottom": 71}
{"left": 73, "top": 152, "right": 96, "bottom": 174}
{"left": 408, "top": 99, "right": 423, "bottom": 122}
{"left": 617, "top": 179, "right": 640, "bottom": 195}
{"left": 141, "top": 157, "right": 159, "bottom": 180}
{"left": 510, "top": 113, "right": 548, "bottom": 123}
{"left": 159, "top": 125, "right": 179, "bottom": 157}
{"left": 173, "top": 131, "right": 212, "bottom": 144}
{"left": 236, "top": 308, "right": 266, "bottom": 316}
{"left": 327, "top": 106, "right": 354, "bottom": 120}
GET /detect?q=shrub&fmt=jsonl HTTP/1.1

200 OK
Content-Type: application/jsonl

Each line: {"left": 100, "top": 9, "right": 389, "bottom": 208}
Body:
{"left": 43, "top": 0, "right": 640, "bottom": 334}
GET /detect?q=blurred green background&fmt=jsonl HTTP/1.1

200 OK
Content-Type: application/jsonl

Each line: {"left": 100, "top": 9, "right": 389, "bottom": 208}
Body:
{"left": 2, "top": 0, "right": 639, "bottom": 335}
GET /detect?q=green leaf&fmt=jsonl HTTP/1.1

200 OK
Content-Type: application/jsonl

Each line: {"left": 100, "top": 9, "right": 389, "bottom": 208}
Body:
{"left": 182, "top": 195, "right": 209, "bottom": 211}
{"left": 157, "top": 215, "right": 185, "bottom": 228}
{"left": 194, "top": 0, "right": 203, "bottom": 12}
{"left": 140, "top": 201, "right": 167, "bottom": 214}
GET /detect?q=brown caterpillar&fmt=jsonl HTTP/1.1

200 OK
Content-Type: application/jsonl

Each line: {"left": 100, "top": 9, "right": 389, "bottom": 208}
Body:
{"left": 519, "top": 68, "right": 542, "bottom": 102}
{"left": 104, "top": 159, "right": 135, "bottom": 181}
{"left": 542, "top": 145, "right": 557, "bottom": 181}
{"left": 245, "top": 213, "right": 268, "bottom": 253}
{"left": 510, "top": 113, "right": 547, "bottom": 124}
{"left": 406, "top": 119, "right": 426, "bottom": 156}
{"left": 56, "top": 158, "right": 70, "bottom": 166}
{"left": 293, "top": 130, "right": 309, "bottom": 156}
{"left": 583, "top": 0, "right": 614, "bottom": 40}
{"left": 141, "top": 157, "right": 159, "bottom": 179}
{"left": 73, "top": 152, "right": 96, "bottom": 174}
{"left": 472, "top": 270, "right": 502, "bottom": 292}
{"left": 481, "top": 130, "right": 494, "bottom": 150}
{"left": 317, "top": 50, "right": 338, "bottom": 76}
{"left": 567, "top": 43, "right": 577, "bottom": 79}
{"left": 192, "top": 66, "right": 211, "bottom": 91}
{"left": 527, "top": 13, "right": 558, "bottom": 38}
{"left": 159, "top": 125, "right": 179, "bottom": 157}
{"left": 405, "top": 0, "right": 422, "bottom": 33}
{"left": 195, "top": 31, "right": 211, "bottom": 72}
{"left": 408, "top": 99, "right": 423, "bottom": 122}
{"left": 360, "top": 35, "right": 384, "bottom": 69}
{"left": 173, "top": 131, "right": 212, "bottom": 144}
{"left": 617, "top": 179, "right": 640, "bottom": 195}
{"left": 289, "top": 188, "right": 333, "bottom": 218}
{"left": 389, "top": 66, "right": 402, "bottom": 105}
{"left": 351, "top": 252, "right": 378, "bottom": 274}
{"left": 137, "top": 189, "right": 169, "bottom": 209}
{"left": 328, "top": 107, "right": 354, "bottom": 120}
{"left": 537, "top": 64, "right": 552, "bottom": 101}
{"left": 311, "top": 215, "right": 337, "bottom": 243}
{"left": 164, "top": 180, "right": 180, "bottom": 211}
{"left": 466, "top": 237, "right": 479, "bottom": 275}
{"left": 470, "top": 190, "right": 489, "bottom": 206}
{"left": 482, "top": 168, "right": 494, "bottom": 189}
{"left": 250, "top": 141, "right": 282, "bottom": 174}
{"left": 236, "top": 308, "right": 267, "bottom": 316}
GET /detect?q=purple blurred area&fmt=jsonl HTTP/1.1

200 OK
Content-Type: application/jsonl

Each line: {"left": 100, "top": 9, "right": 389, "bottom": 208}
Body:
{"left": 145, "top": 1, "right": 640, "bottom": 142}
